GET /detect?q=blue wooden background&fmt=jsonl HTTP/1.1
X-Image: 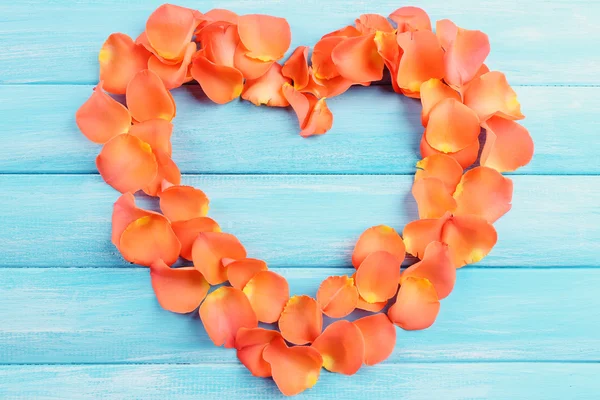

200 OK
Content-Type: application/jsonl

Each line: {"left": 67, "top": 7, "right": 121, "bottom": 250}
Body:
{"left": 1, "top": 0, "right": 599, "bottom": 398}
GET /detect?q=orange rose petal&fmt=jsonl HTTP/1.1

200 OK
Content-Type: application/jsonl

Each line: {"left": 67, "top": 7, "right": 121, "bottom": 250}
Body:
{"left": 233, "top": 41, "right": 274, "bottom": 80}
{"left": 148, "top": 42, "right": 196, "bottom": 90}
{"left": 126, "top": 69, "right": 176, "bottom": 122}
{"left": 111, "top": 192, "right": 160, "bottom": 249}
{"left": 198, "top": 22, "right": 238, "bottom": 68}
{"left": 396, "top": 30, "right": 445, "bottom": 96}
{"left": 304, "top": 73, "right": 355, "bottom": 99}
{"left": 300, "top": 98, "right": 334, "bottom": 138}
{"left": 412, "top": 177, "right": 457, "bottom": 219}
{"left": 128, "top": 119, "right": 173, "bottom": 156}
{"left": 96, "top": 133, "right": 157, "bottom": 193}
{"left": 149, "top": 259, "right": 210, "bottom": 313}
{"left": 237, "top": 14, "right": 291, "bottom": 61}
{"left": 481, "top": 116, "right": 534, "bottom": 172}
{"left": 282, "top": 46, "right": 310, "bottom": 90}
{"left": 226, "top": 258, "right": 268, "bottom": 289}
{"left": 420, "top": 134, "right": 480, "bottom": 169}
{"left": 282, "top": 83, "right": 314, "bottom": 128}
{"left": 263, "top": 336, "right": 323, "bottom": 396}
{"left": 312, "top": 36, "right": 345, "bottom": 80}
{"left": 146, "top": 4, "right": 200, "bottom": 62}
{"left": 311, "top": 320, "right": 365, "bottom": 375}
{"left": 401, "top": 241, "right": 456, "bottom": 299}
{"left": 374, "top": 31, "right": 402, "bottom": 93}
{"left": 279, "top": 295, "right": 323, "bottom": 345}
{"left": 435, "top": 19, "right": 458, "bottom": 50}
{"left": 425, "top": 98, "right": 481, "bottom": 153}
{"left": 192, "top": 231, "right": 247, "bottom": 285}
{"left": 190, "top": 53, "right": 244, "bottom": 104}
{"left": 199, "top": 286, "right": 258, "bottom": 348}
{"left": 242, "top": 62, "right": 291, "bottom": 107}
{"left": 158, "top": 185, "right": 209, "bottom": 222}
{"left": 389, "top": 6, "right": 432, "bottom": 33}
{"left": 355, "top": 251, "right": 401, "bottom": 303}
{"left": 353, "top": 313, "right": 396, "bottom": 366}
{"left": 322, "top": 25, "right": 362, "bottom": 39}
{"left": 453, "top": 166, "right": 513, "bottom": 223}
{"left": 442, "top": 214, "right": 498, "bottom": 268}
{"left": 99, "top": 33, "right": 151, "bottom": 94}
{"left": 235, "top": 327, "right": 282, "bottom": 378}
{"left": 331, "top": 33, "right": 384, "bottom": 83}
{"left": 119, "top": 214, "right": 181, "bottom": 266}
{"left": 388, "top": 276, "right": 440, "bottom": 330}
{"left": 355, "top": 14, "right": 394, "bottom": 34}
{"left": 414, "top": 153, "right": 463, "bottom": 193}
{"left": 203, "top": 8, "right": 238, "bottom": 25}
{"left": 419, "top": 78, "right": 461, "bottom": 126}
{"left": 356, "top": 294, "right": 387, "bottom": 312}
{"left": 171, "top": 217, "right": 221, "bottom": 260}
{"left": 143, "top": 150, "right": 181, "bottom": 197}
{"left": 463, "top": 71, "right": 525, "bottom": 121}
{"left": 243, "top": 270, "right": 290, "bottom": 323}
{"left": 352, "top": 225, "right": 406, "bottom": 269}
{"left": 402, "top": 213, "right": 450, "bottom": 258}
{"left": 316, "top": 275, "right": 359, "bottom": 318}
{"left": 75, "top": 82, "right": 131, "bottom": 144}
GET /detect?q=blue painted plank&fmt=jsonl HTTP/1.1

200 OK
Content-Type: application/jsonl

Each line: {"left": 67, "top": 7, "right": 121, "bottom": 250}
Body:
{"left": 0, "top": 85, "right": 597, "bottom": 175}
{"left": 0, "top": 175, "right": 598, "bottom": 268}
{"left": 0, "top": 1, "right": 598, "bottom": 85}
{"left": 1, "top": 268, "right": 598, "bottom": 364}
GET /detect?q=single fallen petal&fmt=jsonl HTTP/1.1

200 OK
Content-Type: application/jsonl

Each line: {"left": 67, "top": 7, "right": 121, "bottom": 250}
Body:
{"left": 481, "top": 116, "right": 534, "bottom": 172}
{"left": 355, "top": 251, "right": 401, "bottom": 303}
{"left": 242, "top": 62, "right": 291, "bottom": 107}
{"left": 352, "top": 225, "right": 406, "bottom": 268}
{"left": 237, "top": 14, "right": 291, "bottom": 61}
{"left": 441, "top": 214, "right": 498, "bottom": 268}
{"left": 419, "top": 78, "right": 461, "bottom": 126}
{"left": 99, "top": 33, "right": 151, "bottom": 94}
{"left": 159, "top": 185, "right": 209, "bottom": 222}
{"left": 243, "top": 270, "right": 290, "bottom": 323}
{"left": 148, "top": 41, "right": 196, "bottom": 89}
{"left": 402, "top": 212, "right": 450, "bottom": 258}
{"left": 150, "top": 259, "right": 210, "bottom": 313}
{"left": 226, "top": 258, "right": 269, "bottom": 289}
{"left": 316, "top": 275, "right": 359, "bottom": 318}
{"left": 453, "top": 166, "right": 513, "bottom": 223}
{"left": 191, "top": 53, "right": 244, "bottom": 104}
{"left": 235, "top": 327, "right": 282, "bottom": 378}
{"left": 233, "top": 41, "right": 274, "bottom": 80}
{"left": 355, "top": 14, "right": 394, "bottom": 34}
{"left": 96, "top": 134, "right": 157, "bottom": 193}
{"left": 353, "top": 313, "right": 396, "bottom": 366}
{"left": 279, "top": 295, "right": 323, "bottom": 345}
{"left": 331, "top": 33, "right": 384, "bottom": 83}
{"left": 412, "top": 177, "right": 457, "bottom": 219}
{"left": 199, "top": 286, "right": 258, "bottom": 348}
{"left": 143, "top": 150, "right": 181, "bottom": 197}
{"left": 312, "top": 36, "right": 345, "bottom": 80}
{"left": 420, "top": 131, "right": 480, "bottom": 169}
{"left": 282, "top": 46, "right": 310, "bottom": 90}
{"left": 374, "top": 31, "right": 402, "bottom": 93}
{"left": 263, "top": 336, "right": 322, "bottom": 396}
{"left": 126, "top": 69, "right": 176, "bottom": 122}
{"left": 389, "top": 6, "right": 432, "bottom": 32}
{"left": 119, "top": 214, "right": 181, "bottom": 266}
{"left": 192, "top": 231, "right": 247, "bottom": 285}
{"left": 300, "top": 98, "right": 334, "bottom": 138}
{"left": 396, "top": 30, "right": 445, "bottom": 95}
{"left": 111, "top": 192, "right": 160, "bottom": 249}
{"left": 425, "top": 98, "right": 481, "bottom": 153}
{"left": 463, "top": 71, "right": 525, "bottom": 121}
{"left": 311, "top": 320, "right": 365, "bottom": 375}
{"left": 414, "top": 153, "right": 463, "bottom": 194}
{"left": 388, "top": 276, "right": 440, "bottom": 330}
{"left": 146, "top": 4, "right": 200, "bottom": 62}
{"left": 401, "top": 241, "right": 456, "bottom": 299}
{"left": 75, "top": 82, "right": 131, "bottom": 144}
{"left": 356, "top": 294, "right": 387, "bottom": 312}
{"left": 128, "top": 119, "right": 173, "bottom": 156}
{"left": 171, "top": 217, "right": 221, "bottom": 260}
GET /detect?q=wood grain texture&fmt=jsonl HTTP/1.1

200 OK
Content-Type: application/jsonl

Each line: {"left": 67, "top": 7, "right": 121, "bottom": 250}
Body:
{"left": 1, "top": 85, "right": 597, "bottom": 175}
{"left": 0, "top": 0, "right": 598, "bottom": 85}
{"left": 1, "top": 268, "right": 598, "bottom": 364}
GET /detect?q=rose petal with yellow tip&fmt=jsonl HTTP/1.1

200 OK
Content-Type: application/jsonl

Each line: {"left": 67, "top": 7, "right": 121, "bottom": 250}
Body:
{"left": 401, "top": 241, "right": 456, "bottom": 299}
{"left": 159, "top": 185, "right": 210, "bottom": 222}
{"left": 128, "top": 119, "right": 173, "bottom": 156}
{"left": 463, "top": 71, "right": 525, "bottom": 122}
{"left": 352, "top": 225, "right": 406, "bottom": 268}
{"left": 481, "top": 116, "right": 534, "bottom": 172}
{"left": 412, "top": 177, "right": 457, "bottom": 219}
{"left": 242, "top": 62, "right": 291, "bottom": 107}
{"left": 237, "top": 14, "right": 291, "bottom": 61}
{"left": 233, "top": 41, "right": 274, "bottom": 80}
{"left": 402, "top": 212, "right": 450, "bottom": 258}
{"left": 396, "top": 30, "right": 444, "bottom": 95}
{"left": 111, "top": 192, "right": 161, "bottom": 249}
{"left": 226, "top": 258, "right": 269, "bottom": 289}
{"left": 419, "top": 78, "right": 461, "bottom": 126}
{"left": 311, "top": 320, "right": 365, "bottom": 375}
{"left": 424, "top": 98, "right": 481, "bottom": 153}
{"left": 242, "top": 270, "right": 289, "bottom": 323}
{"left": 312, "top": 36, "right": 345, "bottom": 80}
{"left": 355, "top": 14, "right": 394, "bottom": 34}
{"left": 150, "top": 259, "right": 209, "bottom": 313}
{"left": 388, "top": 277, "right": 440, "bottom": 330}
{"left": 148, "top": 41, "right": 196, "bottom": 90}
{"left": 191, "top": 53, "right": 244, "bottom": 105}
{"left": 126, "top": 69, "right": 176, "bottom": 122}
{"left": 355, "top": 251, "right": 401, "bottom": 303}
{"left": 192, "top": 231, "right": 247, "bottom": 285}
{"left": 331, "top": 33, "right": 385, "bottom": 83}
{"left": 441, "top": 214, "right": 498, "bottom": 268}
{"left": 99, "top": 33, "right": 151, "bottom": 94}
{"left": 279, "top": 295, "right": 323, "bottom": 345}
{"left": 282, "top": 46, "right": 310, "bottom": 90}
{"left": 420, "top": 134, "right": 480, "bottom": 169}
{"left": 142, "top": 150, "right": 181, "bottom": 197}
{"left": 171, "top": 217, "right": 221, "bottom": 260}
{"left": 119, "top": 214, "right": 181, "bottom": 266}
{"left": 146, "top": 4, "right": 201, "bottom": 62}
{"left": 316, "top": 275, "right": 359, "bottom": 318}
{"left": 415, "top": 153, "right": 463, "bottom": 194}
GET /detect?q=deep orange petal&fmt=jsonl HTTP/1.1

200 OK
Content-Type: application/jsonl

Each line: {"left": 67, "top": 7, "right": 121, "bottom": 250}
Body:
{"left": 412, "top": 177, "right": 457, "bottom": 219}
{"left": 374, "top": 31, "right": 402, "bottom": 93}
{"left": 282, "top": 46, "right": 310, "bottom": 90}
{"left": 233, "top": 41, "right": 274, "bottom": 80}
{"left": 119, "top": 214, "right": 181, "bottom": 266}
{"left": 158, "top": 185, "right": 209, "bottom": 222}
{"left": 300, "top": 98, "right": 334, "bottom": 138}
{"left": 352, "top": 225, "right": 406, "bottom": 269}
{"left": 311, "top": 320, "right": 365, "bottom": 375}
{"left": 322, "top": 25, "right": 362, "bottom": 39}
{"left": 128, "top": 119, "right": 173, "bottom": 156}
{"left": 148, "top": 41, "right": 196, "bottom": 90}
{"left": 424, "top": 98, "right": 481, "bottom": 153}
{"left": 150, "top": 259, "right": 209, "bottom": 313}
{"left": 419, "top": 78, "right": 461, "bottom": 126}
{"left": 401, "top": 241, "right": 456, "bottom": 299}
{"left": 199, "top": 9, "right": 238, "bottom": 27}
{"left": 111, "top": 192, "right": 160, "bottom": 249}
{"left": 388, "top": 276, "right": 440, "bottom": 330}
{"left": 356, "top": 294, "right": 387, "bottom": 312}
{"left": 441, "top": 214, "right": 498, "bottom": 268}
{"left": 243, "top": 270, "right": 290, "bottom": 323}
{"left": 353, "top": 313, "right": 396, "bottom": 366}
{"left": 192, "top": 231, "right": 247, "bottom": 285}
{"left": 415, "top": 153, "right": 463, "bottom": 194}
{"left": 241, "top": 62, "right": 291, "bottom": 107}
{"left": 75, "top": 82, "right": 131, "bottom": 144}
{"left": 142, "top": 150, "right": 181, "bottom": 197}
{"left": 235, "top": 327, "right": 282, "bottom": 378}
{"left": 126, "top": 69, "right": 176, "bottom": 122}
{"left": 196, "top": 22, "right": 238, "bottom": 68}
{"left": 316, "top": 275, "right": 359, "bottom": 318}
{"left": 303, "top": 72, "right": 354, "bottom": 99}
{"left": 263, "top": 336, "right": 323, "bottom": 396}
{"left": 226, "top": 258, "right": 269, "bottom": 289}
{"left": 96, "top": 134, "right": 157, "bottom": 193}
{"left": 171, "top": 217, "right": 221, "bottom": 260}
{"left": 396, "top": 30, "right": 445, "bottom": 95}
{"left": 389, "top": 6, "right": 432, "bottom": 32}
{"left": 278, "top": 295, "right": 323, "bottom": 345}
{"left": 355, "top": 251, "right": 401, "bottom": 303}
{"left": 199, "top": 286, "right": 258, "bottom": 348}
{"left": 312, "top": 36, "right": 345, "bottom": 80}
{"left": 481, "top": 116, "right": 534, "bottom": 172}
{"left": 331, "top": 33, "right": 384, "bottom": 83}
{"left": 190, "top": 53, "right": 244, "bottom": 104}
{"left": 402, "top": 213, "right": 450, "bottom": 258}
{"left": 463, "top": 71, "right": 525, "bottom": 121}
{"left": 145, "top": 4, "right": 200, "bottom": 62}
{"left": 237, "top": 14, "right": 291, "bottom": 61}
{"left": 99, "top": 33, "right": 151, "bottom": 94}
{"left": 282, "top": 83, "right": 314, "bottom": 128}
{"left": 420, "top": 134, "right": 480, "bottom": 169}
{"left": 355, "top": 14, "right": 394, "bottom": 34}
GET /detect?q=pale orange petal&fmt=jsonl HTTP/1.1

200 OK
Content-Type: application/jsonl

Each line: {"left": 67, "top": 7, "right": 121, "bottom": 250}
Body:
{"left": 282, "top": 46, "right": 310, "bottom": 90}
{"left": 150, "top": 259, "right": 209, "bottom": 313}
{"left": 237, "top": 14, "right": 291, "bottom": 61}
{"left": 389, "top": 6, "right": 432, "bottom": 33}
{"left": 279, "top": 295, "right": 323, "bottom": 345}
{"left": 311, "top": 320, "right": 365, "bottom": 375}
{"left": 146, "top": 4, "right": 200, "bottom": 62}
{"left": 119, "top": 214, "right": 181, "bottom": 266}
{"left": 159, "top": 185, "right": 209, "bottom": 222}
{"left": 352, "top": 225, "right": 406, "bottom": 269}
{"left": 331, "top": 33, "right": 384, "bottom": 83}
{"left": 126, "top": 69, "right": 176, "bottom": 122}
{"left": 355, "top": 14, "right": 394, "bottom": 34}
{"left": 402, "top": 213, "right": 450, "bottom": 258}
{"left": 419, "top": 78, "right": 461, "bottom": 126}
{"left": 420, "top": 134, "right": 480, "bottom": 169}
{"left": 412, "top": 177, "right": 457, "bottom": 219}
{"left": 396, "top": 30, "right": 445, "bottom": 95}
{"left": 171, "top": 217, "right": 221, "bottom": 260}
{"left": 192, "top": 231, "right": 247, "bottom": 285}
{"left": 148, "top": 42, "right": 196, "bottom": 89}
{"left": 99, "top": 33, "right": 151, "bottom": 94}
{"left": 388, "top": 277, "right": 440, "bottom": 330}
{"left": 415, "top": 153, "right": 463, "bottom": 194}
{"left": 243, "top": 270, "right": 290, "bottom": 323}
{"left": 235, "top": 327, "right": 282, "bottom": 378}
{"left": 128, "top": 119, "right": 173, "bottom": 156}
{"left": 316, "top": 275, "right": 359, "bottom": 318}
{"left": 424, "top": 98, "right": 480, "bottom": 153}
{"left": 242, "top": 62, "right": 291, "bottom": 107}
{"left": 355, "top": 251, "right": 401, "bottom": 303}
{"left": 353, "top": 314, "right": 396, "bottom": 366}
{"left": 226, "top": 258, "right": 269, "bottom": 289}
{"left": 190, "top": 53, "right": 244, "bottom": 104}
{"left": 401, "top": 241, "right": 456, "bottom": 299}
{"left": 463, "top": 71, "right": 525, "bottom": 121}
{"left": 441, "top": 214, "right": 498, "bottom": 268}
{"left": 481, "top": 116, "right": 534, "bottom": 172}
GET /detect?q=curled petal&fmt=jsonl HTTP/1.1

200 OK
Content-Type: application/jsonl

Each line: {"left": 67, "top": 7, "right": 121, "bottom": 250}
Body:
{"left": 303, "top": 72, "right": 354, "bottom": 99}
{"left": 375, "top": 31, "right": 402, "bottom": 93}
{"left": 148, "top": 42, "right": 196, "bottom": 90}
{"left": 96, "top": 134, "right": 157, "bottom": 193}
{"left": 402, "top": 213, "right": 450, "bottom": 258}
{"left": 353, "top": 313, "right": 396, "bottom": 366}
{"left": 279, "top": 295, "right": 323, "bottom": 345}
{"left": 192, "top": 232, "right": 247, "bottom": 285}
{"left": 331, "top": 34, "right": 384, "bottom": 83}
{"left": 311, "top": 320, "right": 365, "bottom": 375}
{"left": 111, "top": 193, "right": 160, "bottom": 249}
{"left": 396, "top": 30, "right": 445, "bottom": 95}
{"left": 312, "top": 37, "right": 345, "bottom": 80}
{"left": 282, "top": 83, "right": 314, "bottom": 127}
{"left": 243, "top": 270, "right": 290, "bottom": 323}
{"left": 143, "top": 150, "right": 181, "bottom": 197}
{"left": 159, "top": 185, "right": 209, "bottom": 222}
{"left": 237, "top": 14, "right": 291, "bottom": 61}
{"left": 128, "top": 119, "right": 173, "bottom": 156}
{"left": 242, "top": 62, "right": 291, "bottom": 107}
{"left": 419, "top": 78, "right": 461, "bottom": 126}
{"left": 282, "top": 46, "right": 310, "bottom": 90}
{"left": 146, "top": 4, "right": 200, "bottom": 62}
{"left": 235, "top": 327, "right": 282, "bottom": 378}
{"left": 300, "top": 98, "right": 334, "bottom": 138}
{"left": 126, "top": 69, "right": 176, "bottom": 122}
{"left": 150, "top": 259, "right": 209, "bottom": 313}
{"left": 481, "top": 116, "right": 534, "bottom": 172}
{"left": 233, "top": 42, "right": 274, "bottom": 79}
{"left": 199, "top": 286, "right": 258, "bottom": 348}
{"left": 99, "top": 33, "right": 151, "bottom": 94}
{"left": 316, "top": 275, "right": 359, "bottom": 318}
{"left": 355, "top": 251, "right": 401, "bottom": 303}
{"left": 415, "top": 153, "right": 463, "bottom": 194}
{"left": 401, "top": 241, "right": 456, "bottom": 299}
{"left": 197, "top": 22, "right": 238, "bottom": 67}
{"left": 425, "top": 98, "right": 481, "bottom": 153}
{"left": 227, "top": 258, "right": 268, "bottom": 289}
{"left": 352, "top": 225, "right": 406, "bottom": 269}
{"left": 420, "top": 134, "right": 480, "bottom": 169}
{"left": 442, "top": 214, "right": 498, "bottom": 268}
{"left": 75, "top": 82, "right": 131, "bottom": 144}
{"left": 171, "top": 217, "right": 221, "bottom": 260}
{"left": 356, "top": 294, "right": 387, "bottom": 312}
{"left": 191, "top": 54, "right": 244, "bottom": 104}
{"left": 463, "top": 71, "right": 525, "bottom": 121}
{"left": 389, "top": 6, "right": 432, "bottom": 32}
{"left": 263, "top": 337, "right": 322, "bottom": 396}
{"left": 119, "top": 214, "right": 181, "bottom": 266}
{"left": 412, "top": 177, "right": 457, "bottom": 219}
{"left": 388, "top": 277, "right": 440, "bottom": 330}
{"left": 355, "top": 14, "right": 394, "bottom": 34}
